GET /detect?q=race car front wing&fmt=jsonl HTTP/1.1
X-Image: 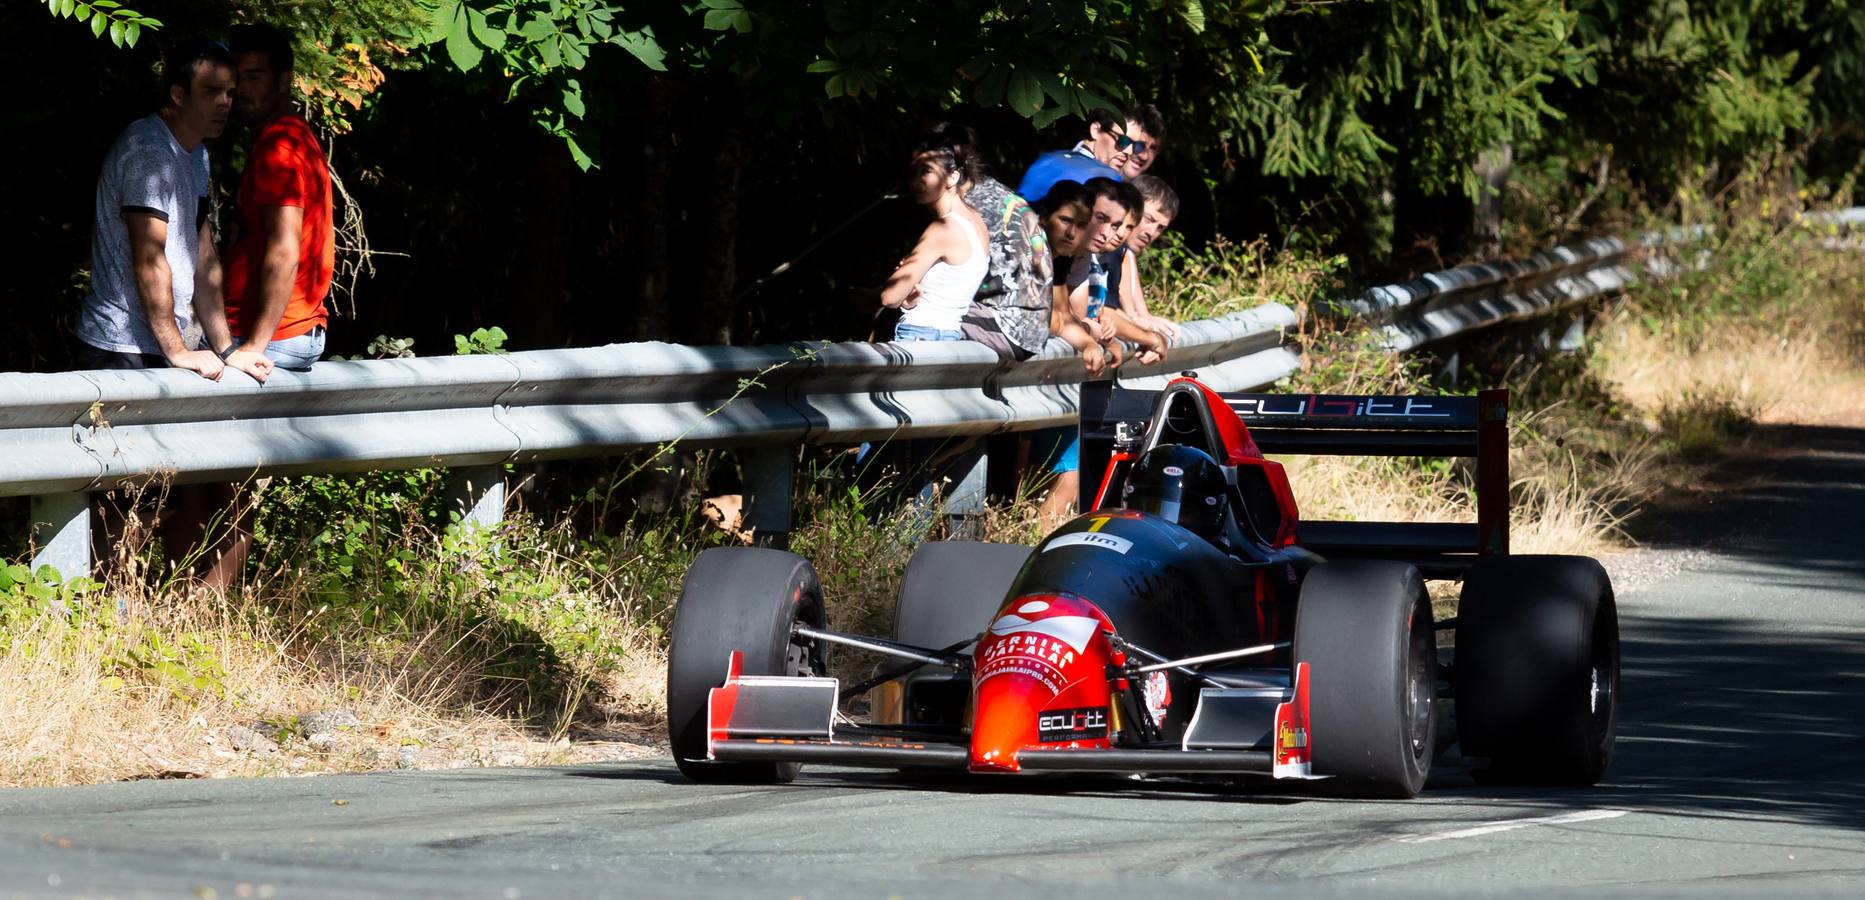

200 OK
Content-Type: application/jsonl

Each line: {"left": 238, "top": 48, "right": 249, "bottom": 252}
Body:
{"left": 704, "top": 651, "right": 1316, "bottom": 778}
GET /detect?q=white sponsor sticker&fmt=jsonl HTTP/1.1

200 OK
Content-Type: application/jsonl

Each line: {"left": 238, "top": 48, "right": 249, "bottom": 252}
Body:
{"left": 1163, "top": 465, "right": 1184, "bottom": 476}
{"left": 986, "top": 614, "right": 1103, "bottom": 653}
{"left": 1042, "top": 531, "right": 1134, "bottom": 555}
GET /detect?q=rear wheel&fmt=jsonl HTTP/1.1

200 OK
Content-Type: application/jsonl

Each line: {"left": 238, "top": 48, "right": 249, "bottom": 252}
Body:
{"left": 666, "top": 547, "right": 827, "bottom": 783}
{"left": 890, "top": 541, "right": 1031, "bottom": 727}
{"left": 1294, "top": 560, "right": 1437, "bottom": 799}
{"left": 1455, "top": 555, "right": 1618, "bottom": 785}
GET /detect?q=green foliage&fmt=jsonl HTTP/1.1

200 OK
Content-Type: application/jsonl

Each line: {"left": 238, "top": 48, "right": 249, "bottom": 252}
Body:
{"left": 1141, "top": 232, "right": 1348, "bottom": 322}
{"left": 1225, "top": 1, "right": 1587, "bottom": 197}
{"left": 367, "top": 334, "right": 418, "bottom": 359}
{"left": 0, "top": 563, "right": 235, "bottom": 703}
{"left": 110, "top": 628, "right": 230, "bottom": 700}
{"left": 414, "top": 0, "right": 668, "bottom": 168}
{"left": 1553, "top": 0, "right": 1818, "bottom": 188}
{"left": 228, "top": 1, "right": 432, "bottom": 133}
{"left": 1658, "top": 387, "right": 1755, "bottom": 458}
{"left": 0, "top": 563, "right": 104, "bottom": 632}
{"left": 38, "top": 0, "right": 159, "bottom": 47}
{"left": 453, "top": 326, "right": 510, "bottom": 355}
{"left": 407, "top": 1, "right": 1272, "bottom": 167}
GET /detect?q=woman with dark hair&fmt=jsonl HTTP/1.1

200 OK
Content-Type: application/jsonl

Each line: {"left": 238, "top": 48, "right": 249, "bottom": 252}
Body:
{"left": 878, "top": 124, "right": 991, "bottom": 342}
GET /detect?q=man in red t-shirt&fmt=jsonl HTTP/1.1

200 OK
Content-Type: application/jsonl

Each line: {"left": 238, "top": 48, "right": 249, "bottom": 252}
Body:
{"left": 208, "top": 23, "right": 333, "bottom": 379}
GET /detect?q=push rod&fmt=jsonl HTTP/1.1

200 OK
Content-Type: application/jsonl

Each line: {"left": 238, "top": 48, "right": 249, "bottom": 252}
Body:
{"left": 1129, "top": 642, "right": 1290, "bottom": 674}
{"left": 792, "top": 624, "right": 964, "bottom": 668}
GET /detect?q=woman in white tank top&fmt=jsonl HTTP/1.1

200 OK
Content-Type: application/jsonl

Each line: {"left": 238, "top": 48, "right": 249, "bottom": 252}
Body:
{"left": 879, "top": 131, "right": 991, "bottom": 341}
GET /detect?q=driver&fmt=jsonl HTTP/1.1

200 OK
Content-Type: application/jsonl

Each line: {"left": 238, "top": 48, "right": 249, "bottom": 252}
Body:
{"left": 1120, "top": 444, "right": 1229, "bottom": 542}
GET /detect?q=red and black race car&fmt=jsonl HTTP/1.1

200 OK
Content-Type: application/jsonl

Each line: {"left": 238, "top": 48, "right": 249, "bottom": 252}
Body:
{"left": 665, "top": 376, "right": 1619, "bottom": 798}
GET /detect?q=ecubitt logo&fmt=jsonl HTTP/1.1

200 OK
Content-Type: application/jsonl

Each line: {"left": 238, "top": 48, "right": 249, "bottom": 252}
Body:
{"left": 1042, "top": 531, "right": 1134, "bottom": 555}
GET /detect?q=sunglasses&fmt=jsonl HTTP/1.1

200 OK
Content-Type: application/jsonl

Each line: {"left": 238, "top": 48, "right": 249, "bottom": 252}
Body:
{"left": 1110, "top": 129, "right": 1150, "bottom": 157}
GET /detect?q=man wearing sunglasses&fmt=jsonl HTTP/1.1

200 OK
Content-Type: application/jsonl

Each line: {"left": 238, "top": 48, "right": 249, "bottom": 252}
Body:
{"left": 1015, "top": 104, "right": 1165, "bottom": 206}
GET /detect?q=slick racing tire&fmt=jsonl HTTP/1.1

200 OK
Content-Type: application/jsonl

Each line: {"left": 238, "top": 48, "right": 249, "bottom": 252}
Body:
{"left": 1455, "top": 555, "right": 1619, "bottom": 785}
{"left": 894, "top": 541, "right": 1032, "bottom": 647}
{"left": 1294, "top": 560, "right": 1437, "bottom": 799}
{"left": 666, "top": 547, "right": 827, "bottom": 783}
{"left": 890, "top": 541, "right": 1031, "bottom": 727}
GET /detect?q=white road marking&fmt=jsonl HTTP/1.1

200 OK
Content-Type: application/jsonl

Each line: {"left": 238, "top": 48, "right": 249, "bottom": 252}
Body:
{"left": 1396, "top": 809, "right": 1631, "bottom": 844}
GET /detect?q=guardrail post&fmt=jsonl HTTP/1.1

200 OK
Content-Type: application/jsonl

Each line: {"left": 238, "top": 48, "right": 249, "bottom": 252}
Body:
{"left": 445, "top": 466, "right": 506, "bottom": 530}
{"left": 942, "top": 444, "right": 989, "bottom": 540}
{"left": 1434, "top": 349, "right": 1461, "bottom": 387}
{"left": 742, "top": 446, "right": 794, "bottom": 549}
{"left": 29, "top": 492, "right": 92, "bottom": 579}
{"left": 1556, "top": 312, "right": 1586, "bottom": 353}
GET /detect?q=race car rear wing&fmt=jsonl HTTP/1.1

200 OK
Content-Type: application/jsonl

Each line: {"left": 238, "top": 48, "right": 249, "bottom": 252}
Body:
{"left": 1079, "top": 381, "right": 1509, "bottom": 577}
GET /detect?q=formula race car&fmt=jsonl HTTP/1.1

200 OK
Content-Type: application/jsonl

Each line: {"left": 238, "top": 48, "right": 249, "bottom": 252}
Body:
{"left": 665, "top": 376, "right": 1619, "bottom": 798}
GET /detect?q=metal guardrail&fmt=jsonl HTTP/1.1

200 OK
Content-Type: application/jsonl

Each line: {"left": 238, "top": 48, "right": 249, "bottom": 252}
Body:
{"left": 33, "top": 200, "right": 1849, "bottom": 577}
{"left": 3, "top": 305, "right": 1299, "bottom": 576}
{"left": 1335, "top": 236, "right": 1630, "bottom": 353}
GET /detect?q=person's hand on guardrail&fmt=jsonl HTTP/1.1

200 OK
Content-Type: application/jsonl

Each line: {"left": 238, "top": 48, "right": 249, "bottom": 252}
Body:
{"left": 1134, "top": 331, "right": 1167, "bottom": 366}
{"left": 1102, "top": 338, "right": 1126, "bottom": 370}
{"left": 1082, "top": 343, "right": 1108, "bottom": 376}
{"left": 226, "top": 349, "right": 275, "bottom": 383}
{"left": 167, "top": 348, "right": 226, "bottom": 381}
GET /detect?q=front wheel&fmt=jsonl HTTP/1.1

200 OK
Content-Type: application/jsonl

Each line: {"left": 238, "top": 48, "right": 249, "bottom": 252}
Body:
{"left": 1294, "top": 560, "right": 1437, "bottom": 799}
{"left": 666, "top": 547, "right": 827, "bottom": 783}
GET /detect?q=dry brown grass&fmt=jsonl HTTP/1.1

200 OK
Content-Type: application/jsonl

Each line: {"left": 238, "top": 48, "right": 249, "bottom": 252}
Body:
{"left": 0, "top": 588, "right": 622, "bottom": 787}
{"left": 1595, "top": 309, "right": 1865, "bottom": 430}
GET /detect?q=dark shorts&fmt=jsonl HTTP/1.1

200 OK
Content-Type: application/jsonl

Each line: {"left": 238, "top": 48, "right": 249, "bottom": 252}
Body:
{"left": 960, "top": 306, "right": 1036, "bottom": 361}
{"left": 76, "top": 343, "right": 166, "bottom": 370}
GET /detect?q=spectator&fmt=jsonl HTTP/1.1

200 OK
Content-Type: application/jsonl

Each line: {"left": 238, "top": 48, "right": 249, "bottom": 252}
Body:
{"left": 209, "top": 23, "right": 334, "bottom": 377}
{"left": 1034, "top": 178, "right": 1172, "bottom": 531}
{"left": 958, "top": 171, "right": 1051, "bottom": 361}
{"left": 880, "top": 125, "right": 991, "bottom": 342}
{"left": 1016, "top": 103, "right": 1165, "bottom": 204}
{"left": 1114, "top": 104, "right": 1166, "bottom": 180}
{"left": 75, "top": 39, "right": 238, "bottom": 379}
{"left": 1032, "top": 181, "right": 1114, "bottom": 374}
{"left": 1114, "top": 175, "right": 1183, "bottom": 342}
{"left": 75, "top": 39, "right": 254, "bottom": 589}
{"left": 1066, "top": 178, "right": 1167, "bottom": 366}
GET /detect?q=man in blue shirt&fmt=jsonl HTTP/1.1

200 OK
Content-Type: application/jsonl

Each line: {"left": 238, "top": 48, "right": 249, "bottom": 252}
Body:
{"left": 1016, "top": 104, "right": 1165, "bottom": 206}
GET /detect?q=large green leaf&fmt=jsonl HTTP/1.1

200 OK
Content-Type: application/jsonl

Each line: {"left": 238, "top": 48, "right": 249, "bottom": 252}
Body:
{"left": 467, "top": 6, "right": 506, "bottom": 52}
{"left": 1007, "top": 69, "right": 1044, "bottom": 116}
{"left": 561, "top": 79, "right": 585, "bottom": 118}
{"left": 444, "top": 11, "right": 483, "bottom": 71}
{"left": 614, "top": 28, "right": 667, "bottom": 72}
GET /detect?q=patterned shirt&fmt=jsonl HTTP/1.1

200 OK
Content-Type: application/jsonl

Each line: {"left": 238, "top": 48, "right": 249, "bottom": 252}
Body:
{"left": 963, "top": 177, "right": 1053, "bottom": 354}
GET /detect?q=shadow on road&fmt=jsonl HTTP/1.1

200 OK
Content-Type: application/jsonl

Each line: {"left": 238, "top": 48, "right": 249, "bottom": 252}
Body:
{"left": 1425, "top": 420, "right": 1865, "bottom": 833}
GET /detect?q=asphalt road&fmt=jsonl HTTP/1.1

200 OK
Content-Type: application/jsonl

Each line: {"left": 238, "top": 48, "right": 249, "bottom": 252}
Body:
{"left": 2, "top": 423, "right": 1862, "bottom": 899}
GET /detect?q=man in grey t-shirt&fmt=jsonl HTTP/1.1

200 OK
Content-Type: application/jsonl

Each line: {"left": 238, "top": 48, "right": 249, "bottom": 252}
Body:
{"left": 75, "top": 40, "right": 251, "bottom": 381}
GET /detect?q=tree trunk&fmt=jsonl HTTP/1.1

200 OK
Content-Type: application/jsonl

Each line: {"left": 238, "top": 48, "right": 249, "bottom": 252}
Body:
{"left": 635, "top": 77, "right": 675, "bottom": 342}
{"left": 1470, "top": 144, "right": 1513, "bottom": 261}
{"left": 695, "top": 87, "right": 746, "bottom": 346}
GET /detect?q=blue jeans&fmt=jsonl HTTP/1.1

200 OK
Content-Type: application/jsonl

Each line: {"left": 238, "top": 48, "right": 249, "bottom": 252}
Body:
{"left": 240, "top": 326, "right": 325, "bottom": 371}
{"left": 895, "top": 322, "right": 963, "bottom": 342}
